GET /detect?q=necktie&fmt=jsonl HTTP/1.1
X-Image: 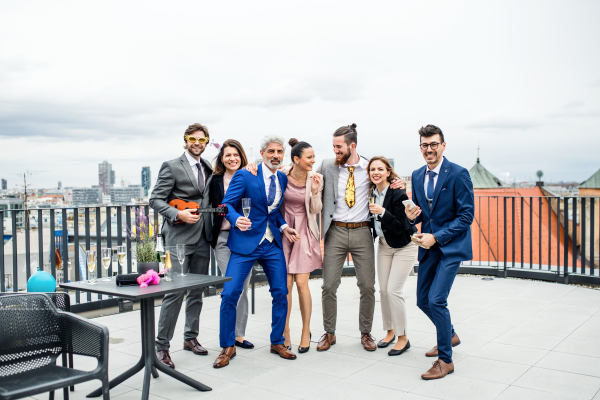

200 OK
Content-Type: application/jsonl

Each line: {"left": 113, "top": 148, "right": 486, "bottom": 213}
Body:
{"left": 267, "top": 175, "right": 276, "bottom": 206}
{"left": 196, "top": 163, "right": 205, "bottom": 194}
{"left": 426, "top": 170, "right": 437, "bottom": 200}
{"left": 345, "top": 166, "right": 355, "bottom": 208}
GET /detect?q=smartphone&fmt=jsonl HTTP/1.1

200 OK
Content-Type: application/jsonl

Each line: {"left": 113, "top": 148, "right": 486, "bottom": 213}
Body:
{"left": 402, "top": 199, "right": 416, "bottom": 210}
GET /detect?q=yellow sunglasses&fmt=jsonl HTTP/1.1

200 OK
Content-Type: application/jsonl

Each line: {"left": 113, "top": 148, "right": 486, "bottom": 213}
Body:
{"left": 185, "top": 135, "right": 209, "bottom": 144}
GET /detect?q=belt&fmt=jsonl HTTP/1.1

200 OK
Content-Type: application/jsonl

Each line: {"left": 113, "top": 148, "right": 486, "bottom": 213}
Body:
{"left": 331, "top": 221, "right": 370, "bottom": 229}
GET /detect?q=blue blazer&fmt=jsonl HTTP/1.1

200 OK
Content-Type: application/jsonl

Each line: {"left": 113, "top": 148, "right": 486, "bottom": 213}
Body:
{"left": 411, "top": 157, "right": 474, "bottom": 262}
{"left": 222, "top": 163, "right": 288, "bottom": 255}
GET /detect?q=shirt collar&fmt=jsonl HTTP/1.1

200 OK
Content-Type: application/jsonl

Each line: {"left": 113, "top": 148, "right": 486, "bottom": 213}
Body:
{"left": 185, "top": 151, "right": 201, "bottom": 168}
{"left": 262, "top": 162, "right": 277, "bottom": 180}
{"left": 342, "top": 155, "right": 368, "bottom": 169}
{"left": 426, "top": 157, "right": 444, "bottom": 175}
{"left": 373, "top": 184, "right": 389, "bottom": 197}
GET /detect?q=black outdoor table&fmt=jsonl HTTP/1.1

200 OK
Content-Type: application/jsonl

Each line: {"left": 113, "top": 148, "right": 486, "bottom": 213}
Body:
{"left": 59, "top": 273, "right": 230, "bottom": 400}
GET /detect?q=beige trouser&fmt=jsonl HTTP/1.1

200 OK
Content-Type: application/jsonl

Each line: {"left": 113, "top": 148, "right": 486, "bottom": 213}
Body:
{"left": 377, "top": 238, "right": 418, "bottom": 336}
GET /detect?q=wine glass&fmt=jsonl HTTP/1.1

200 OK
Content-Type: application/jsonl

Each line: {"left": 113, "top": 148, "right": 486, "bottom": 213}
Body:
{"left": 159, "top": 250, "right": 166, "bottom": 272}
{"left": 101, "top": 248, "right": 112, "bottom": 282}
{"left": 368, "top": 193, "right": 377, "bottom": 219}
{"left": 86, "top": 249, "right": 97, "bottom": 285}
{"left": 117, "top": 245, "right": 126, "bottom": 273}
{"left": 242, "top": 198, "right": 251, "bottom": 230}
{"left": 163, "top": 250, "right": 173, "bottom": 282}
{"left": 176, "top": 244, "right": 186, "bottom": 276}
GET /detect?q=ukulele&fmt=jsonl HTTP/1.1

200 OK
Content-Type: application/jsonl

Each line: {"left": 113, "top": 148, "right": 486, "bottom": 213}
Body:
{"left": 168, "top": 199, "right": 228, "bottom": 224}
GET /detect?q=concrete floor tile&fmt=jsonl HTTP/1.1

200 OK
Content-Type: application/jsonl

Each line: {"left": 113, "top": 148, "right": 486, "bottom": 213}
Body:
{"left": 196, "top": 354, "right": 282, "bottom": 383}
{"left": 452, "top": 356, "right": 530, "bottom": 384}
{"left": 246, "top": 366, "right": 341, "bottom": 398}
{"left": 348, "top": 361, "right": 428, "bottom": 392}
{"left": 492, "top": 328, "right": 565, "bottom": 350}
{"left": 204, "top": 384, "right": 297, "bottom": 400}
{"left": 570, "top": 317, "right": 600, "bottom": 340}
{"left": 411, "top": 374, "right": 508, "bottom": 400}
{"left": 471, "top": 342, "right": 549, "bottom": 365}
{"left": 554, "top": 337, "right": 600, "bottom": 358}
{"left": 513, "top": 367, "right": 600, "bottom": 399}
{"left": 535, "top": 351, "right": 600, "bottom": 377}
{"left": 494, "top": 385, "right": 577, "bottom": 400}
{"left": 304, "top": 379, "right": 436, "bottom": 400}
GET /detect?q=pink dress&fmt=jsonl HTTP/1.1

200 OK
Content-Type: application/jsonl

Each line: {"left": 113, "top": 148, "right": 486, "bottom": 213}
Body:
{"left": 282, "top": 181, "right": 323, "bottom": 274}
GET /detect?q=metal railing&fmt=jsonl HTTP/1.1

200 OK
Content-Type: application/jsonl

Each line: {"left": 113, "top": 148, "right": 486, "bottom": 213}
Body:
{"left": 2, "top": 195, "right": 599, "bottom": 312}
{"left": 460, "top": 196, "right": 599, "bottom": 285}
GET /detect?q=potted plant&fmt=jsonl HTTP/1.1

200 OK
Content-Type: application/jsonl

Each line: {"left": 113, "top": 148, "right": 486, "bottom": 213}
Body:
{"left": 127, "top": 207, "right": 158, "bottom": 274}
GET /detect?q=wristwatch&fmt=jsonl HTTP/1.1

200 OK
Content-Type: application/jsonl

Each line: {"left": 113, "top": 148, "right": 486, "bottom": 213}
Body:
{"left": 432, "top": 234, "right": 438, "bottom": 243}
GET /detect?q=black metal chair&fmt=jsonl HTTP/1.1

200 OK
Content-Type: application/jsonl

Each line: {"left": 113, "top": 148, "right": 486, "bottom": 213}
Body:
{"left": 0, "top": 293, "right": 110, "bottom": 400}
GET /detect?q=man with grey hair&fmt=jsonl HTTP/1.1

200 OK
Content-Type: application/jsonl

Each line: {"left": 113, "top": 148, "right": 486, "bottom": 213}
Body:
{"left": 214, "top": 134, "right": 301, "bottom": 368}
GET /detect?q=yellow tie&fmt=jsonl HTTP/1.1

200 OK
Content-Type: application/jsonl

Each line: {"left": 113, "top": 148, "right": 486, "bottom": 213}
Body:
{"left": 345, "top": 166, "right": 355, "bottom": 208}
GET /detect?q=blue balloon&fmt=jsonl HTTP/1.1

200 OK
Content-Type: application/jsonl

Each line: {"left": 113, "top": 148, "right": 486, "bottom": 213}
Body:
{"left": 27, "top": 270, "right": 57, "bottom": 293}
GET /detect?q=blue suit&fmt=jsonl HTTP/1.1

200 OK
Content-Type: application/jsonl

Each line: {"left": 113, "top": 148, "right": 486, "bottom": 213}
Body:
{"left": 219, "top": 164, "right": 289, "bottom": 347}
{"left": 411, "top": 157, "right": 474, "bottom": 363}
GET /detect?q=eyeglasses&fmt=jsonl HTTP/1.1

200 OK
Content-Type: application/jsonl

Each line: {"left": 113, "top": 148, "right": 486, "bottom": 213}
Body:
{"left": 185, "top": 135, "right": 209, "bottom": 144}
{"left": 420, "top": 142, "right": 442, "bottom": 151}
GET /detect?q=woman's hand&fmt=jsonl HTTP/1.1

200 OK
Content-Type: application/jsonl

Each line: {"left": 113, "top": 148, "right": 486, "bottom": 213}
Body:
{"left": 282, "top": 226, "right": 301, "bottom": 243}
{"left": 369, "top": 204, "right": 384, "bottom": 215}
{"left": 405, "top": 204, "right": 421, "bottom": 221}
{"left": 245, "top": 163, "right": 258, "bottom": 176}
{"left": 311, "top": 173, "right": 322, "bottom": 195}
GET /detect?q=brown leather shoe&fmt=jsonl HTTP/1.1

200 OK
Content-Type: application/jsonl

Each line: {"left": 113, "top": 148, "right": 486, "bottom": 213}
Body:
{"left": 213, "top": 347, "right": 236, "bottom": 368}
{"left": 361, "top": 333, "right": 377, "bottom": 352}
{"left": 317, "top": 333, "right": 336, "bottom": 352}
{"left": 184, "top": 338, "right": 208, "bottom": 355}
{"left": 425, "top": 333, "right": 460, "bottom": 357}
{"left": 270, "top": 344, "right": 297, "bottom": 360}
{"left": 421, "top": 359, "right": 454, "bottom": 380}
{"left": 156, "top": 350, "right": 175, "bottom": 369}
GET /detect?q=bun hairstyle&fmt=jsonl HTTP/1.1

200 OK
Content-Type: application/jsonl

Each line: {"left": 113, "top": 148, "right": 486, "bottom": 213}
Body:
{"left": 333, "top": 123, "right": 358, "bottom": 146}
{"left": 289, "top": 138, "right": 312, "bottom": 164}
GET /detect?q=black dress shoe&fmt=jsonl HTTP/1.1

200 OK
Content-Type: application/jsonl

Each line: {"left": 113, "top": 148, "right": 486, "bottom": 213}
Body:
{"left": 378, "top": 336, "right": 396, "bottom": 348}
{"left": 388, "top": 340, "right": 410, "bottom": 356}
{"left": 298, "top": 333, "right": 311, "bottom": 354}
{"left": 235, "top": 340, "right": 255, "bottom": 349}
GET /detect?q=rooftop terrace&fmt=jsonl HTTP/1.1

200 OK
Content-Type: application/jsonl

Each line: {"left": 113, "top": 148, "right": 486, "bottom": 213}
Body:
{"left": 26, "top": 275, "right": 600, "bottom": 400}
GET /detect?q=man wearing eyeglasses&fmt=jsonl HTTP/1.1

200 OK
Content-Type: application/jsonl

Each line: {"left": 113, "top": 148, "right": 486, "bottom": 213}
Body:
{"left": 149, "top": 123, "right": 214, "bottom": 369}
{"left": 405, "top": 125, "right": 474, "bottom": 380}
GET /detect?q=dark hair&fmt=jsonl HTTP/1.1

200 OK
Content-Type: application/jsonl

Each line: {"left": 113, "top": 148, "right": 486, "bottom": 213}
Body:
{"left": 289, "top": 138, "right": 312, "bottom": 163}
{"left": 333, "top": 123, "right": 357, "bottom": 146}
{"left": 184, "top": 123, "right": 210, "bottom": 141}
{"left": 213, "top": 139, "right": 248, "bottom": 176}
{"left": 418, "top": 124, "right": 444, "bottom": 143}
{"left": 367, "top": 156, "right": 400, "bottom": 190}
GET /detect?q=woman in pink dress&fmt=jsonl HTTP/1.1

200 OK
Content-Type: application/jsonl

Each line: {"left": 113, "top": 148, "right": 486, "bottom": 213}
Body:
{"left": 280, "top": 138, "right": 324, "bottom": 353}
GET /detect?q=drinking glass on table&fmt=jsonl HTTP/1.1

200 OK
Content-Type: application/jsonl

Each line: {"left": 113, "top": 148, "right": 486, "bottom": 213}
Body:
{"left": 86, "top": 249, "right": 97, "bottom": 285}
{"left": 176, "top": 244, "right": 186, "bottom": 276}
{"left": 101, "top": 247, "right": 112, "bottom": 282}
{"left": 242, "top": 198, "right": 251, "bottom": 230}
{"left": 117, "top": 245, "right": 126, "bottom": 272}
{"left": 163, "top": 250, "right": 173, "bottom": 281}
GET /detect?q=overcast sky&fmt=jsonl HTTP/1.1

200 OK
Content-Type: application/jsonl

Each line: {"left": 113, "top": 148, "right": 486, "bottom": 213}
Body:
{"left": 1, "top": 0, "right": 599, "bottom": 190}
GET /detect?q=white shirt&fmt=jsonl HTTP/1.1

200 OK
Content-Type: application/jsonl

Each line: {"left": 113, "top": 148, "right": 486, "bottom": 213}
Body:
{"left": 184, "top": 151, "right": 206, "bottom": 185}
{"left": 259, "top": 163, "right": 288, "bottom": 242}
{"left": 372, "top": 185, "right": 388, "bottom": 237}
{"left": 423, "top": 158, "right": 443, "bottom": 199}
{"left": 332, "top": 156, "right": 370, "bottom": 223}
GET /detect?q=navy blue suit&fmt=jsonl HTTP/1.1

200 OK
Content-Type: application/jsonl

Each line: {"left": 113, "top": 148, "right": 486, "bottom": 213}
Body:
{"left": 411, "top": 157, "right": 474, "bottom": 363}
{"left": 219, "top": 164, "right": 289, "bottom": 347}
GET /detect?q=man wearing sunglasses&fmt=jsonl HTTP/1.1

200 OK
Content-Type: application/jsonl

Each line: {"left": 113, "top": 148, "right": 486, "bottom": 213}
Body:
{"left": 405, "top": 125, "right": 474, "bottom": 380}
{"left": 149, "top": 123, "right": 214, "bottom": 369}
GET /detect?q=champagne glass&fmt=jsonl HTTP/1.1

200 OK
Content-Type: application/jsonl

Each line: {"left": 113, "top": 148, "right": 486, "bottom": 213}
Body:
{"left": 242, "top": 198, "right": 251, "bottom": 230}
{"left": 176, "top": 244, "right": 186, "bottom": 277}
{"left": 163, "top": 250, "right": 173, "bottom": 281}
{"left": 368, "top": 193, "right": 377, "bottom": 219}
{"left": 117, "top": 245, "right": 126, "bottom": 273}
{"left": 101, "top": 248, "right": 112, "bottom": 282}
{"left": 159, "top": 251, "right": 166, "bottom": 272}
{"left": 86, "top": 249, "right": 97, "bottom": 285}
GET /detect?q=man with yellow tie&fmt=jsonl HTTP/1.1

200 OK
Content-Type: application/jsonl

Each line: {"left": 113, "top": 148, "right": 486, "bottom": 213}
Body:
{"left": 316, "top": 123, "right": 404, "bottom": 352}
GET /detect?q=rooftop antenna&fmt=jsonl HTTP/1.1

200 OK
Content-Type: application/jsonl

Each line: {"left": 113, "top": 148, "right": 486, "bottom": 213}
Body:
{"left": 477, "top": 144, "right": 480, "bottom": 163}
{"left": 13, "top": 170, "right": 43, "bottom": 230}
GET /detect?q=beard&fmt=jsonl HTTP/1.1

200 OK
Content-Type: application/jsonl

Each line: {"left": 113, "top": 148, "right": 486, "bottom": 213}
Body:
{"left": 186, "top": 143, "right": 206, "bottom": 157}
{"left": 264, "top": 158, "right": 281, "bottom": 170}
{"left": 334, "top": 149, "right": 351, "bottom": 166}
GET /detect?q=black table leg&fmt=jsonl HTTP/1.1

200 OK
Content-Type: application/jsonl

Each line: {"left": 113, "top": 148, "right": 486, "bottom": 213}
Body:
{"left": 87, "top": 296, "right": 212, "bottom": 399}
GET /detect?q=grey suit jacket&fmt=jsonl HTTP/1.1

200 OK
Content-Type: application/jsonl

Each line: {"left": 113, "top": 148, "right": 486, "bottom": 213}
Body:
{"left": 149, "top": 153, "right": 213, "bottom": 247}
{"left": 316, "top": 158, "right": 340, "bottom": 238}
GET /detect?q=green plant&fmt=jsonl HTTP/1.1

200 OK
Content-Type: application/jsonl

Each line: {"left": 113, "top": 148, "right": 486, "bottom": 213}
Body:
{"left": 126, "top": 207, "right": 157, "bottom": 263}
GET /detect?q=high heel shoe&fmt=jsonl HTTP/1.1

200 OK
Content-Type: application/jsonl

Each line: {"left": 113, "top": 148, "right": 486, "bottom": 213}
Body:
{"left": 298, "top": 333, "right": 311, "bottom": 354}
{"left": 388, "top": 340, "right": 410, "bottom": 356}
